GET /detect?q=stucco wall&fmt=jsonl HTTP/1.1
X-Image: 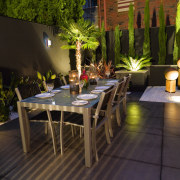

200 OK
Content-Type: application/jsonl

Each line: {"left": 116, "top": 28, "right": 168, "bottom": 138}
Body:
{"left": 0, "top": 16, "right": 70, "bottom": 76}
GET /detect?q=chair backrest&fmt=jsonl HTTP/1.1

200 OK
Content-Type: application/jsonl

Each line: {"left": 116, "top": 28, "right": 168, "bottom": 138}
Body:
{"left": 122, "top": 74, "right": 131, "bottom": 96}
{"left": 94, "top": 87, "right": 116, "bottom": 126}
{"left": 15, "top": 83, "right": 41, "bottom": 100}
{"left": 113, "top": 80, "right": 126, "bottom": 102}
{"left": 54, "top": 77, "right": 64, "bottom": 89}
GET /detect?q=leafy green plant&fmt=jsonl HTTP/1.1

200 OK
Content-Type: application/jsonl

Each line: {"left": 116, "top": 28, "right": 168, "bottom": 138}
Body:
{"left": 158, "top": 2, "right": 167, "bottom": 65}
{"left": 173, "top": 2, "right": 180, "bottom": 64}
{"left": 58, "top": 20, "right": 100, "bottom": 76}
{"left": 37, "top": 70, "right": 56, "bottom": 82}
{"left": 143, "top": 0, "right": 151, "bottom": 57}
{"left": 116, "top": 55, "right": 151, "bottom": 71}
{"left": 101, "top": 21, "right": 107, "bottom": 62}
{"left": 0, "top": 72, "right": 17, "bottom": 122}
{"left": 128, "top": 3, "right": 135, "bottom": 57}
{"left": 4, "top": 0, "right": 85, "bottom": 27}
{"left": 37, "top": 70, "right": 56, "bottom": 90}
{"left": 114, "top": 25, "right": 122, "bottom": 66}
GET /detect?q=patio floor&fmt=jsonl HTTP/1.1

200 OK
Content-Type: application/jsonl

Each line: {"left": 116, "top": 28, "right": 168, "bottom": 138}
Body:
{"left": 1, "top": 92, "right": 180, "bottom": 180}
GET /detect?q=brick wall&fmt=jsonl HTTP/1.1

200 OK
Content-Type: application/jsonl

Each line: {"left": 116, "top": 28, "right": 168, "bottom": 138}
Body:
{"left": 98, "top": 0, "right": 177, "bottom": 31}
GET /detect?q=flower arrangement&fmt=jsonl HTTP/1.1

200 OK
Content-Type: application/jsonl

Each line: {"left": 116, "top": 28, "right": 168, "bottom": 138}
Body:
{"left": 89, "top": 59, "right": 115, "bottom": 79}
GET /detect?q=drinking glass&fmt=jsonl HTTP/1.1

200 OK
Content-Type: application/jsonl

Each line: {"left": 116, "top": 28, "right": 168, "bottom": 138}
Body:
{"left": 46, "top": 83, "right": 54, "bottom": 93}
{"left": 95, "top": 76, "right": 99, "bottom": 84}
{"left": 79, "top": 80, "right": 84, "bottom": 93}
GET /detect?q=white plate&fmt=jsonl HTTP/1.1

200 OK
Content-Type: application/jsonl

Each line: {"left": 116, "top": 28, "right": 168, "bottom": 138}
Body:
{"left": 72, "top": 100, "right": 88, "bottom": 106}
{"left": 35, "top": 93, "right": 55, "bottom": 99}
{"left": 77, "top": 94, "right": 98, "bottom": 100}
{"left": 108, "top": 80, "right": 119, "bottom": 83}
{"left": 91, "top": 90, "right": 104, "bottom": 94}
{"left": 105, "top": 83, "right": 115, "bottom": 86}
{"left": 95, "top": 86, "right": 110, "bottom": 90}
{"left": 51, "top": 90, "right": 61, "bottom": 94}
{"left": 61, "top": 85, "right": 70, "bottom": 89}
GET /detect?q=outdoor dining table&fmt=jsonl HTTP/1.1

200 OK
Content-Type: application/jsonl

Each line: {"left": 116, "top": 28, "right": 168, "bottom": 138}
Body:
{"left": 17, "top": 79, "right": 116, "bottom": 167}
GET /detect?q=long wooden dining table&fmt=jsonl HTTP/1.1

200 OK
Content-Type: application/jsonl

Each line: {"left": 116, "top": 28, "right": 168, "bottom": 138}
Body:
{"left": 17, "top": 79, "right": 116, "bottom": 167}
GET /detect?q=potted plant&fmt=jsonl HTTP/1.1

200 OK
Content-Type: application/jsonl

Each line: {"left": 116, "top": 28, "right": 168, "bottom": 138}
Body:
{"left": 115, "top": 55, "right": 151, "bottom": 89}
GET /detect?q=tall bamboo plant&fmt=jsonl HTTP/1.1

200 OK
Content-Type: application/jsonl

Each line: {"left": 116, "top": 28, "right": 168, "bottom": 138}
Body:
{"left": 101, "top": 21, "right": 107, "bottom": 62}
{"left": 158, "top": 2, "right": 167, "bottom": 65}
{"left": 173, "top": 2, "right": 180, "bottom": 64}
{"left": 114, "top": 25, "right": 122, "bottom": 66}
{"left": 128, "top": 3, "right": 135, "bottom": 57}
{"left": 58, "top": 20, "right": 100, "bottom": 77}
{"left": 143, "top": 0, "right": 151, "bottom": 57}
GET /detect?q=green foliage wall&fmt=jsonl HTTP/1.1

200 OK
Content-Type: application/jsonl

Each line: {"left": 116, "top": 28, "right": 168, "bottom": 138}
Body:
{"left": 101, "top": 21, "right": 107, "bottom": 61}
{"left": 173, "top": 2, "right": 180, "bottom": 64}
{"left": 114, "top": 25, "right": 122, "bottom": 65}
{"left": 143, "top": 0, "right": 150, "bottom": 57}
{"left": 0, "top": 0, "right": 86, "bottom": 26}
{"left": 128, "top": 3, "right": 135, "bottom": 57}
{"left": 158, "top": 2, "right": 167, "bottom": 65}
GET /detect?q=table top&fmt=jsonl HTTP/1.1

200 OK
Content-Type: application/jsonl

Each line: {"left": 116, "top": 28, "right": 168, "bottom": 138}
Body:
{"left": 20, "top": 79, "right": 119, "bottom": 109}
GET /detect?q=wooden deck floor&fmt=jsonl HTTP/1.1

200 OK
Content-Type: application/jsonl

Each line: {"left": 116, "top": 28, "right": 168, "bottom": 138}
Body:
{"left": 1, "top": 92, "right": 180, "bottom": 180}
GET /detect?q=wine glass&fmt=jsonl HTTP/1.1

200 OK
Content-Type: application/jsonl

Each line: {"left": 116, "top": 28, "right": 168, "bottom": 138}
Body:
{"left": 95, "top": 76, "right": 99, "bottom": 84}
{"left": 79, "top": 80, "right": 84, "bottom": 93}
{"left": 46, "top": 83, "right": 54, "bottom": 93}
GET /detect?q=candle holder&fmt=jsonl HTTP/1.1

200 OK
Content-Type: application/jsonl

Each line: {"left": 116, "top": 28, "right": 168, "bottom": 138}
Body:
{"left": 69, "top": 70, "right": 79, "bottom": 94}
{"left": 89, "top": 72, "right": 97, "bottom": 85}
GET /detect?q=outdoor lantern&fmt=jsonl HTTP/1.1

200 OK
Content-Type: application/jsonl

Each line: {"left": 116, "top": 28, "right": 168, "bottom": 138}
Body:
{"left": 165, "top": 68, "right": 178, "bottom": 93}
{"left": 69, "top": 70, "right": 79, "bottom": 94}
{"left": 89, "top": 72, "right": 97, "bottom": 85}
{"left": 177, "top": 59, "right": 180, "bottom": 89}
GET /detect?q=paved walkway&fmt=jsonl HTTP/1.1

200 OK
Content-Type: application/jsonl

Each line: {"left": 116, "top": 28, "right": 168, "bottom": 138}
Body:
{"left": 1, "top": 92, "right": 180, "bottom": 180}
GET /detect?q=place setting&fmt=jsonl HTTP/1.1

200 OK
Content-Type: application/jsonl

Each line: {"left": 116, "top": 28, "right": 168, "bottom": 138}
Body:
{"left": 61, "top": 85, "right": 70, "bottom": 89}
{"left": 72, "top": 93, "right": 98, "bottom": 106}
{"left": 95, "top": 86, "right": 111, "bottom": 90}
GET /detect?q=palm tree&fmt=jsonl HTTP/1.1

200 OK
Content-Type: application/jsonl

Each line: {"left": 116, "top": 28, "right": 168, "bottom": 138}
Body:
{"left": 58, "top": 20, "right": 100, "bottom": 77}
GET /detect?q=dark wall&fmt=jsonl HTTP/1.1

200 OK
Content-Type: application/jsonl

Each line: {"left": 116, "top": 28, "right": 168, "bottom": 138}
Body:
{"left": 0, "top": 16, "right": 70, "bottom": 78}
{"left": 106, "top": 26, "right": 175, "bottom": 65}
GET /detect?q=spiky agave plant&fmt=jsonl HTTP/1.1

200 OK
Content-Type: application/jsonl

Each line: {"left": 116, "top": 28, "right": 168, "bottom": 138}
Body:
{"left": 116, "top": 55, "right": 151, "bottom": 71}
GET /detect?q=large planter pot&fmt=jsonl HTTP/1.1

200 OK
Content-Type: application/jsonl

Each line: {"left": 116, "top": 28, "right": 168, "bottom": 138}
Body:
{"left": 115, "top": 70, "right": 149, "bottom": 91}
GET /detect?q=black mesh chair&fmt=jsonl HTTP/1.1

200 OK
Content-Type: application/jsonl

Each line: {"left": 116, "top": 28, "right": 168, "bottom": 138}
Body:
{"left": 53, "top": 77, "right": 64, "bottom": 89}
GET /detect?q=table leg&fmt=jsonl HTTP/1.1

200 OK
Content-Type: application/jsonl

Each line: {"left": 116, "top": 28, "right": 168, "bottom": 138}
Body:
{"left": 83, "top": 108, "right": 92, "bottom": 167}
{"left": 17, "top": 102, "right": 30, "bottom": 153}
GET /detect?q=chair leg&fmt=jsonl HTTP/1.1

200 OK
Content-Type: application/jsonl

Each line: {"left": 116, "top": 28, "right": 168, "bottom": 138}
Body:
{"left": 108, "top": 114, "right": 113, "bottom": 138}
{"left": 46, "top": 110, "right": 58, "bottom": 155}
{"left": 44, "top": 123, "right": 48, "bottom": 135}
{"left": 60, "top": 111, "right": 64, "bottom": 155}
{"left": 116, "top": 105, "right": 121, "bottom": 126}
{"left": 123, "top": 96, "right": 127, "bottom": 115}
{"left": 71, "top": 125, "right": 75, "bottom": 137}
{"left": 80, "top": 127, "right": 83, "bottom": 138}
{"left": 92, "top": 128, "right": 98, "bottom": 162}
{"left": 105, "top": 121, "right": 111, "bottom": 145}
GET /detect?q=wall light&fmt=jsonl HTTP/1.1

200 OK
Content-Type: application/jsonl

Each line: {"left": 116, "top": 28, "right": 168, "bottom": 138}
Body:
{"left": 43, "top": 32, "right": 52, "bottom": 48}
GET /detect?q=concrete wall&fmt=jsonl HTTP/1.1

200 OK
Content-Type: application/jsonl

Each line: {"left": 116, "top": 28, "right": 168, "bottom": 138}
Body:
{"left": 0, "top": 16, "right": 70, "bottom": 76}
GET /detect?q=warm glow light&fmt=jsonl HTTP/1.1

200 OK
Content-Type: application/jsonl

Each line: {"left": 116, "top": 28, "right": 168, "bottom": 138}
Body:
{"left": 47, "top": 39, "right": 51, "bottom": 47}
{"left": 130, "top": 58, "right": 140, "bottom": 71}
{"left": 169, "top": 96, "right": 180, "bottom": 102}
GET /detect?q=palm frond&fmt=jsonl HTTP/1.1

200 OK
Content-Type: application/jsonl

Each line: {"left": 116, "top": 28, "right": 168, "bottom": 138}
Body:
{"left": 61, "top": 44, "right": 76, "bottom": 49}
